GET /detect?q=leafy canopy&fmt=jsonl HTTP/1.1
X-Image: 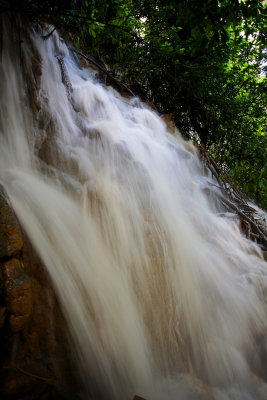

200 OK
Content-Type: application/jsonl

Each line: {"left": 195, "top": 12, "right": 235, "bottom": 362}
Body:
{"left": 2, "top": 0, "right": 266, "bottom": 207}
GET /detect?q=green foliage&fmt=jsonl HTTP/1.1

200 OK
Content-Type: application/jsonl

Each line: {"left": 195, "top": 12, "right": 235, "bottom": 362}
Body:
{"left": 2, "top": 0, "right": 266, "bottom": 208}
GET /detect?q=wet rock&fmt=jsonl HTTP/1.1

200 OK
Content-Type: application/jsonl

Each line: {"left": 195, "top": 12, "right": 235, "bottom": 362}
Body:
{"left": 161, "top": 113, "right": 175, "bottom": 133}
{"left": 133, "top": 396, "right": 147, "bottom": 400}
{"left": 0, "top": 192, "right": 23, "bottom": 258}
{"left": 14, "top": 238, "right": 79, "bottom": 395}
{"left": 0, "top": 240, "right": 78, "bottom": 399}
{"left": 0, "top": 266, "right": 4, "bottom": 296}
{"left": 0, "top": 306, "right": 6, "bottom": 327}
{"left": 3, "top": 258, "right": 32, "bottom": 332}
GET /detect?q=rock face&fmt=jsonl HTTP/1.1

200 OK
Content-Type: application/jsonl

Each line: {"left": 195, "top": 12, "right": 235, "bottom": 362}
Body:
{"left": 161, "top": 113, "right": 175, "bottom": 134}
{"left": 0, "top": 189, "right": 78, "bottom": 400}
{"left": 3, "top": 258, "right": 32, "bottom": 333}
{"left": 0, "top": 192, "right": 23, "bottom": 258}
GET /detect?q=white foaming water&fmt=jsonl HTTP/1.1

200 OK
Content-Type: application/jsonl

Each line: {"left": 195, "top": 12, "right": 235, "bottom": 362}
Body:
{"left": 0, "top": 16, "right": 267, "bottom": 400}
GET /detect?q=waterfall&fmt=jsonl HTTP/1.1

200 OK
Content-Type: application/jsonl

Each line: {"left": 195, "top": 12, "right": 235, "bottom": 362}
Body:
{"left": 0, "top": 15, "right": 267, "bottom": 400}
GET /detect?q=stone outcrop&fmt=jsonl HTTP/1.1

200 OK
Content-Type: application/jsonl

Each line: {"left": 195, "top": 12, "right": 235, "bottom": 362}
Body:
{"left": 3, "top": 258, "right": 32, "bottom": 333}
{"left": 161, "top": 113, "right": 175, "bottom": 134}
{"left": 0, "top": 192, "right": 23, "bottom": 258}
{"left": 0, "top": 189, "right": 78, "bottom": 400}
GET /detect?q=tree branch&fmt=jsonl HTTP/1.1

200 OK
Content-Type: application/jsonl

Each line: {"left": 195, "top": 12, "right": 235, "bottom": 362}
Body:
{"left": 71, "top": 48, "right": 136, "bottom": 97}
{"left": 12, "top": 363, "right": 54, "bottom": 384}
{"left": 216, "top": 192, "right": 267, "bottom": 247}
{"left": 42, "top": 26, "right": 56, "bottom": 40}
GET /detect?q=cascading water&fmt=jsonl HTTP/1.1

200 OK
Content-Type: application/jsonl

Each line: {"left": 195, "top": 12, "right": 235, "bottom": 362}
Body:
{"left": 0, "top": 14, "right": 267, "bottom": 400}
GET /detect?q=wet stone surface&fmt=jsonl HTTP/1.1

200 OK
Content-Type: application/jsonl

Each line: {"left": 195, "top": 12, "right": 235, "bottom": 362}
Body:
{"left": 3, "top": 258, "right": 32, "bottom": 333}
{"left": 0, "top": 192, "right": 23, "bottom": 258}
{"left": 0, "top": 191, "right": 77, "bottom": 399}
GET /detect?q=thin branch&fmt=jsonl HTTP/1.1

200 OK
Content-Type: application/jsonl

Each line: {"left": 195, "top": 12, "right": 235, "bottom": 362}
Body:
{"left": 61, "top": 12, "right": 143, "bottom": 41}
{"left": 71, "top": 48, "right": 136, "bottom": 97}
{"left": 12, "top": 363, "right": 54, "bottom": 384}
{"left": 176, "top": 62, "right": 214, "bottom": 69}
{"left": 216, "top": 193, "right": 267, "bottom": 246}
{"left": 12, "top": 363, "right": 73, "bottom": 400}
{"left": 42, "top": 26, "right": 56, "bottom": 40}
{"left": 196, "top": 143, "right": 267, "bottom": 247}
